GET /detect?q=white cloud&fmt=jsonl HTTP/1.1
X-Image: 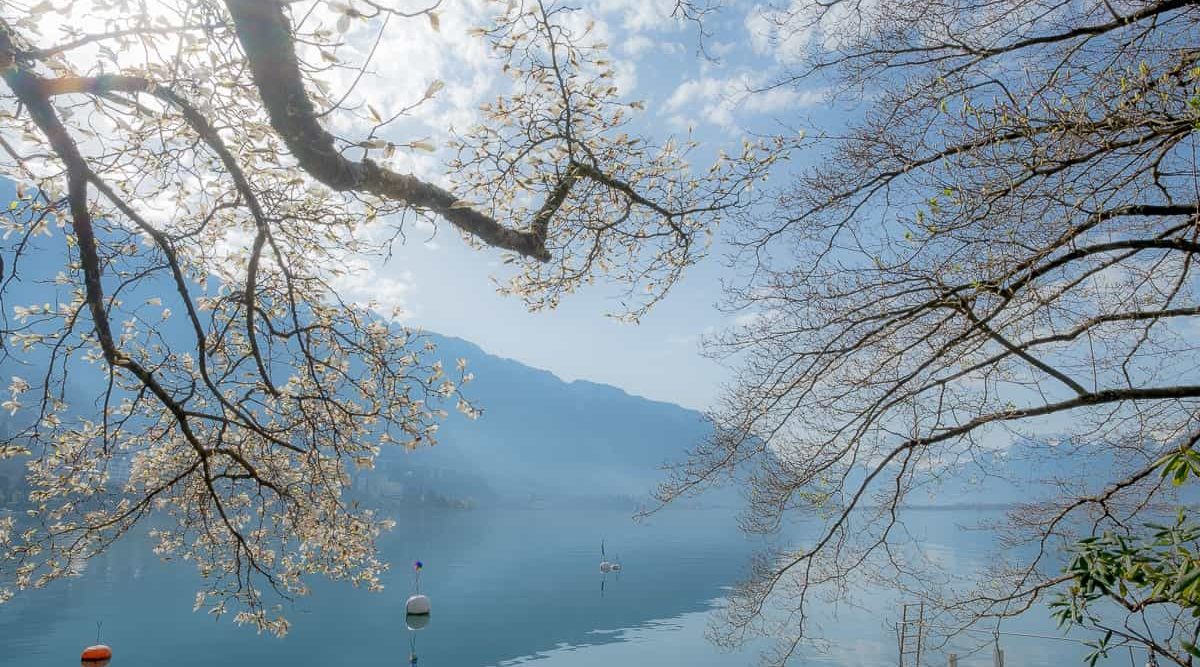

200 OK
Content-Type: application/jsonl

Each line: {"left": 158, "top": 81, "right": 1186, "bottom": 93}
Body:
{"left": 333, "top": 259, "right": 417, "bottom": 322}
{"left": 744, "top": 7, "right": 779, "bottom": 57}
{"left": 665, "top": 334, "right": 696, "bottom": 346}
{"left": 744, "top": 5, "right": 814, "bottom": 63}
{"left": 623, "top": 34, "right": 656, "bottom": 57}
{"left": 732, "top": 310, "right": 781, "bottom": 329}
{"left": 602, "top": 0, "right": 689, "bottom": 32}
{"left": 613, "top": 58, "right": 639, "bottom": 94}
{"left": 316, "top": 0, "right": 498, "bottom": 183}
{"left": 733, "top": 311, "right": 763, "bottom": 328}
{"left": 744, "top": 0, "right": 886, "bottom": 64}
{"left": 665, "top": 72, "right": 824, "bottom": 130}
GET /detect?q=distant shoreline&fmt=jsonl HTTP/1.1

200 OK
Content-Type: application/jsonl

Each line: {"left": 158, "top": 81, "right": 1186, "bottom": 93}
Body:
{"left": 866, "top": 502, "right": 1198, "bottom": 512}
{"left": 891, "top": 503, "right": 1018, "bottom": 511}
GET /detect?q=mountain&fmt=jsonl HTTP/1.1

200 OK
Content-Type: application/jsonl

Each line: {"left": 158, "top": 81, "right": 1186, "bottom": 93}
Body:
{"left": 365, "top": 333, "right": 715, "bottom": 507}
{"left": 0, "top": 327, "right": 718, "bottom": 509}
{"left": 1, "top": 225, "right": 1174, "bottom": 513}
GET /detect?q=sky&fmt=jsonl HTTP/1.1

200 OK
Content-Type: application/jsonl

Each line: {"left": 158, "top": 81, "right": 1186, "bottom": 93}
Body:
{"left": 9, "top": 0, "right": 836, "bottom": 411}
{"left": 310, "top": 0, "right": 831, "bottom": 410}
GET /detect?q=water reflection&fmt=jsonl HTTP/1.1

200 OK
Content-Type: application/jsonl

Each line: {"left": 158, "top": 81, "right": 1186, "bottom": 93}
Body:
{"left": 599, "top": 568, "right": 619, "bottom": 598}
{"left": 406, "top": 614, "right": 429, "bottom": 666}
{"left": 0, "top": 508, "right": 1140, "bottom": 666}
{"left": 1, "top": 508, "right": 756, "bottom": 667}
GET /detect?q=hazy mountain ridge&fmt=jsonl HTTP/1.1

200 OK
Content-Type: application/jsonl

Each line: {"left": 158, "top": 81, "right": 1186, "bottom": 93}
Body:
{"left": 6, "top": 317, "right": 1170, "bottom": 511}
{"left": 0, "top": 242, "right": 717, "bottom": 507}
{"left": 0, "top": 331, "right": 716, "bottom": 508}
{"left": 366, "top": 333, "right": 717, "bottom": 507}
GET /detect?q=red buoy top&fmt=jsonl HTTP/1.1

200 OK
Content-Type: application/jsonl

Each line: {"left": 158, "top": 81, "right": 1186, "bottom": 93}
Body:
{"left": 81, "top": 644, "right": 112, "bottom": 662}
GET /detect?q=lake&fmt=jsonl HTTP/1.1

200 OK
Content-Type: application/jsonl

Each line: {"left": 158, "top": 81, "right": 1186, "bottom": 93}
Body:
{"left": 0, "top": 508, "right": 1147, "bottom": 666}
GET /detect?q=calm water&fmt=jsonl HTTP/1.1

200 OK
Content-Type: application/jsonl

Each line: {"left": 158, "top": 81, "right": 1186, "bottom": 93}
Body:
{"left": 0, "top": 508, "right": 1142, "bottom": 666}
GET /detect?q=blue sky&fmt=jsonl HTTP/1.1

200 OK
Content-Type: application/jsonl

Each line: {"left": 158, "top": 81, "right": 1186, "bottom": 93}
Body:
{"left": 322, "top": 0, "right": 832, "bottom": 410}
{"left": 7, "top": 0, "right": 838, "bottom": 411}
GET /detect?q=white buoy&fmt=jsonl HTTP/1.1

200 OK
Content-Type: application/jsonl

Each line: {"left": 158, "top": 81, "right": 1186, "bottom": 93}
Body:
{"left": 610, "top": 562, "right": 621, "bottom": 572}
{"left": 406, "top": 593, "right": 431, "bottom": 615}
{"left": 406, "top": 612, "right": 431, "bottom": 631}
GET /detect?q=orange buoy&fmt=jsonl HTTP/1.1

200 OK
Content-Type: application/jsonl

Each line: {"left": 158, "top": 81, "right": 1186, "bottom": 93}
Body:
{"left": 81, "top": 644, "right": 112, "bottom": 663}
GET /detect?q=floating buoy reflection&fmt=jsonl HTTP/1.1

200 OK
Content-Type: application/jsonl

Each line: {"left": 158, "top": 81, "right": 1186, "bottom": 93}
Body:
{"left": 406, "top": 611, "right": 429, "bottom": 666}
{"left": 406, "top": 613, "right": 430, "bottom": 631}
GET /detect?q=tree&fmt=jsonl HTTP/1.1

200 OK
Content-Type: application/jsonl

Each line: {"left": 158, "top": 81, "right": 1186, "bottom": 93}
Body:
{"left": 657, "top": 0, "right": 1200, "bottom": 663}
{"left": 1056, "top": 446, "right": 1200, "bottom": 662}
{"left": 0, "top": 0, "right": 773, "bottom": 632}
{"left": 1052, "top": 450, "right": 1200, "bottom": 666}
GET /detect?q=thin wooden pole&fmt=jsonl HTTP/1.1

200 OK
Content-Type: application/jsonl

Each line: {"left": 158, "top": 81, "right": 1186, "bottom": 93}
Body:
{"left": 916, "top": 602, "right": 925, "bottom": 667}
